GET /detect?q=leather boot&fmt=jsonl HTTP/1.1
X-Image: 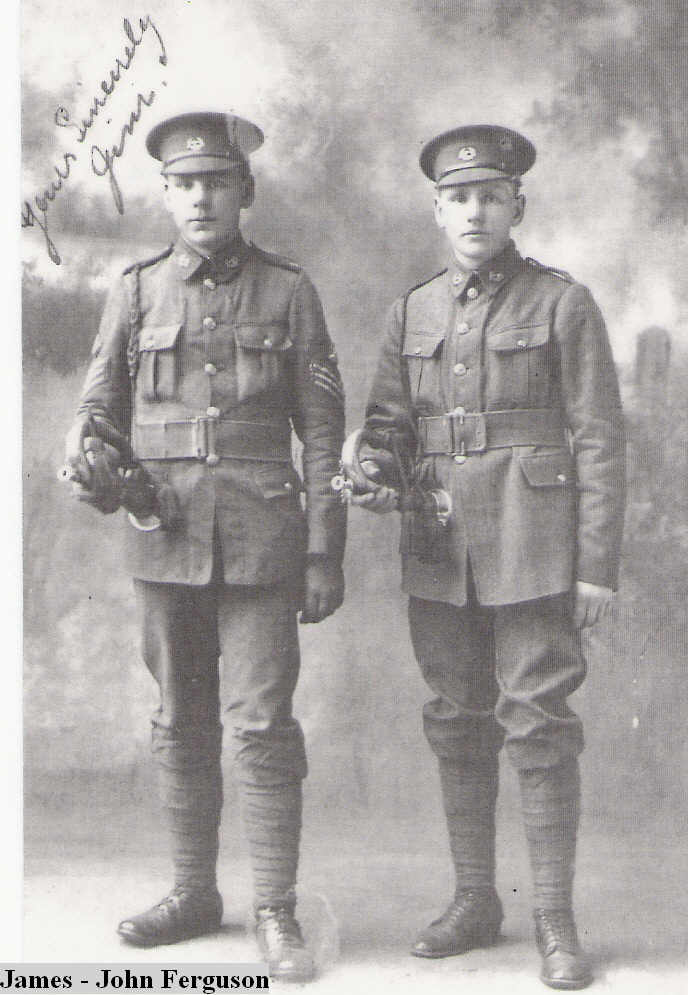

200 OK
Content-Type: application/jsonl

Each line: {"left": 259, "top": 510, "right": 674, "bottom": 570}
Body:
{"left": 411, "top": 887, "right": 503, "bottom": 958}
{"left": 255, "top": 905, "right": 315, "bottom": 983}
{"left": 117, "top": 886, "right": 223, "bottom": 947}
{"left": 534, "top": 908, "right": 592, "bottom": 990}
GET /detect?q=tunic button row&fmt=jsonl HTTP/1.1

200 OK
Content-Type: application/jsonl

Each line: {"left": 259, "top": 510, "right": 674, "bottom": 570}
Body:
{"left": 453, "top": 363, "right": 467, "bottom": 376}
{"left": 203, "top": 316, "right": 217, "bottom": 331}
{"left": 204, "top": 363, "right": 217, "bottom": 375}
{"left": 466, "top": 286, "right": 479, "bottom": 300}
{"left": 203, "top": 277, "right": 217, "bottom": 291}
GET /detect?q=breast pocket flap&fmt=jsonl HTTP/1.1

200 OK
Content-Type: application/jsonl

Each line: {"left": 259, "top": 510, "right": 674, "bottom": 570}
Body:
{"left": 402, "top": 330, "right": 445, "bottom": 358}
{"left": 519, "top": 451, "right": 574, "bottom": 488}
{"left": 487, "top": 323, "right": 549, "bottom": 352}
{"left": 235, "top": 323, "right": 293, "bottom": 352}
{"left": 138, "top": 324, "right": 182, "bottom": 352}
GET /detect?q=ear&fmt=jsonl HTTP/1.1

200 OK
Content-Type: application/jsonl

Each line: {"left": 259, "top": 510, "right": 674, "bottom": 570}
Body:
{"left": 512, "top": 192, "right": 526, "bottom": 228}
{"left": 241, "top": 174, "right": 255, "bottom": 209}
{"left": 433, "top": 192, "right": 446, "bottom": 231}
{"left": 162, "top": 176, "right": 173, "bottom": 212}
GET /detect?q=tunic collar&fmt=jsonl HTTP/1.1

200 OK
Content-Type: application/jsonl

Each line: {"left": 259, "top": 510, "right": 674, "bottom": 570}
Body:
{"left": 171, "top": 233, "right": 250, "bottom": 281}
{"left": 447, "top": 240, "right": 522, "bottom": 299}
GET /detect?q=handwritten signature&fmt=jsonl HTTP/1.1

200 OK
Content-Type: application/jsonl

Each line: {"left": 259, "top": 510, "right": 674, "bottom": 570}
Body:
{"left": 21, "top": 14, "right": 167, "bottom": 265}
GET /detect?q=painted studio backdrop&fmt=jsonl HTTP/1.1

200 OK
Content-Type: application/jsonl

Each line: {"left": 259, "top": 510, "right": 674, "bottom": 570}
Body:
{"left": 22, "top": 0, "right": 687, "bottom": 961}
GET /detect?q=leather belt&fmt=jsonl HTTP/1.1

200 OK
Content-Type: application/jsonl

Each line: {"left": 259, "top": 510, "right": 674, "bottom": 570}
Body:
{"left": 133, "top": 418, "right": 292, "bottom": 464}
{"left": 417, "top": 408, "right": 566, "bottom": 456}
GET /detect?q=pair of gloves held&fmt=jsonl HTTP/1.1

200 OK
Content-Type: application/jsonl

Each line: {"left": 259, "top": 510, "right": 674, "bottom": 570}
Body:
{"left": 350, "top": 455, "right": 613, "bottom": 630}
{"left": 63, "top": 417, "right": 343, "bottom": 624}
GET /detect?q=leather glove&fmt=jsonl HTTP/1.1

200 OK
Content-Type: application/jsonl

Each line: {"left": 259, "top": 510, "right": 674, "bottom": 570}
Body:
{"left": 71, "top": 435, "right": 125, "bottom": 514}
{"left": 300, "top": 556, "right": 345, "bottom": 624}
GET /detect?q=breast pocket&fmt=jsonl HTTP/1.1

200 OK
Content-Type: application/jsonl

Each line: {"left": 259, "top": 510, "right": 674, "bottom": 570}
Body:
{"left": 486, "top": 322, "right": 552, "bottom": 406}
{"left": 137, "top": 324, "right": 182, "bottom": 402}
{"left": 234, "top": 322, "right": 293, "bottom": 401}
{"left": 402, "top": 330, "right": 445, "bottom": 402}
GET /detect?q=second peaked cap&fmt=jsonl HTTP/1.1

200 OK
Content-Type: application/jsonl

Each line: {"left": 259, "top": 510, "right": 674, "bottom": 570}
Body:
{"left": 146, "top": 112, "right": 264, "bottom": 174}
{"left": 420, "top": 125, "right": 535, "bottom": 186}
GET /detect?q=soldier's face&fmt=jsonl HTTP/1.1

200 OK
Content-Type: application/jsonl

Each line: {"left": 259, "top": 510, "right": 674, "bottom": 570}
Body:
{"left": 163, "top": 169, "right": 253, "bottom": 253}
{"left": 434, "top": 179, "right": 524, "bottom": 269}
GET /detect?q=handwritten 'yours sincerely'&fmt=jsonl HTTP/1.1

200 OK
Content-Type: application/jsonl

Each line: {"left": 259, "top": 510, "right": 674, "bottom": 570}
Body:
{"left": 21, "top": 14, "right": 167, "bottom": 265}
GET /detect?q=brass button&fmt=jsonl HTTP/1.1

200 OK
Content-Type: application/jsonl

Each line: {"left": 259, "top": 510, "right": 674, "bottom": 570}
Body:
{"left": 177, "top": 253, "right": 191, "bottom": 268}
{"left": 454, "top": 454, "right": 467, "bottom": 465}
{"left": 466, "top": 286, "right": 479, "bottom": 300}
{"left": 206, "top": 406, "right": 220, "bottom": 418}
{"left": 557, "top": 473, "right": 567, "bottom": 483}
{"left": 284, "top": 481, "right": 293, "bottom": 492}
{"left": 414, "top": 346, "right": 422, "bottom": 355}
{"left": 517, "top": 338, "right": 527, "bottom": 349}
{"left": 456, "top": 321, "right": 470, "bottom": 335}
{"left": 263, "top": 338, "right": 273, "bottom": 349}
{"left": 204, "top": 363, "right": 217, "bottom": 375}
{"left": 453, "top": 363, "right": 467, "bottom": 376}
{"left": 206, "top": 454, "right": 220, "bottom": 467}
{"left": 452, "top": 273, "right": 464, "bottom": 285}
{"left": 203, "top": 316, "right": 217, "bottom": 331}
{"left": 203, "top": 277, "right": 217, "bottom": 290}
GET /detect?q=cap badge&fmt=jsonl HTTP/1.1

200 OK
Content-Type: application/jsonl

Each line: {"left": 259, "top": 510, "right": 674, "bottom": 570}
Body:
{"left": 186, "top": 136, "right": 205, "bottom": 151}
{"left": 458, "top": 146, "right": 477, "bottom": 161}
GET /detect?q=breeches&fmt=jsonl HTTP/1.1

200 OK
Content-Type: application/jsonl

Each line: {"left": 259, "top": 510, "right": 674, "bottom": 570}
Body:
{"left": 134, "top": 577, "right": 307, "bottom": 787}
{"left": 408, "top": 587, "right": 586, "bottom": 771}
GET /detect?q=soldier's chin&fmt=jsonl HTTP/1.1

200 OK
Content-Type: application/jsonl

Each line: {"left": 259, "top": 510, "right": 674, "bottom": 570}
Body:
{"left": 184, "top": 226, "right": 226, "bottom": 251}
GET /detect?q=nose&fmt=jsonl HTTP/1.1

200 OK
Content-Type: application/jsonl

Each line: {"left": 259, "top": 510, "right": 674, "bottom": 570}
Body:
{"left": 191, "top": 181, "right": 212, "bottom": 207}
{"left": 466, "top": 193, "right": 484, "bottom": 221}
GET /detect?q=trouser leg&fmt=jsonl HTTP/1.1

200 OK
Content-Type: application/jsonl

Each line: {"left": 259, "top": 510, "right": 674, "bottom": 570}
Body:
{"left": 135, "top": 578, "right": 223, "bottom": 893}
{"left": 493, "top": 594, "right": 586, "bottom": 910}
{"left": 217, "top": 583, "right": 307, "bottom": 910}
{"left": 409, "top": 593, "right": 504, "bottom": 893}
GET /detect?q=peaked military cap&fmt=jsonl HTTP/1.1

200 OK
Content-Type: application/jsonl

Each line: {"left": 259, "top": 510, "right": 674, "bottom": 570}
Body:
{"left": 146, "top": 112, "right": 264, "bottom": 174}
{"left": 420, "top": 125, "right": 536, "bottom": 187}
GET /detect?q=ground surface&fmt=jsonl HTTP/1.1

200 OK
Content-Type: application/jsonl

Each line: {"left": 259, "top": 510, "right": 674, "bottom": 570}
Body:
{"left": 23, "top": 804, "right": 688, "bottom": 995}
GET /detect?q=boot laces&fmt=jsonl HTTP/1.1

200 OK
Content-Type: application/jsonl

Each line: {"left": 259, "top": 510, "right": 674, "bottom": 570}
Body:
{"left": 260, "top": 907, "right": 304, "bottom": 949}
{"left": 535, "top": 908, "right": 579, "bottom": 955}
{"left": 432, "top": 889, "right": 492, "bottom": 927}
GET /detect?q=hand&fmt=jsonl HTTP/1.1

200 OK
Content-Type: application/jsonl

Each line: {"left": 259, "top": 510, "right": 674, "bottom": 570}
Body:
{"left": 348, "top": 485, "right": 399, "bottom": 513}
{"left": 300, "top": 557, "right": 345, "bottom": 624}
{"left": 573, "top": 581, "right": 614, "bottom": 628}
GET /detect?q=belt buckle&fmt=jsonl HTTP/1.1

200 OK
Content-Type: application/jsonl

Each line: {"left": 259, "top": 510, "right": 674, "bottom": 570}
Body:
{"left": 449, "top": 409, "right": 487, "bottom": 455}
{"left": 192, "top": 417, "right": 209, "bottom": 459}
{"left": 448, "top": 407, "right": 466, "bottom": 456}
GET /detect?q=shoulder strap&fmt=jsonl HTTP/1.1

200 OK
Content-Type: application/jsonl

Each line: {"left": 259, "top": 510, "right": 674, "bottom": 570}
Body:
{"left": 525, "top": 257, "right": 574, "bottom": 283}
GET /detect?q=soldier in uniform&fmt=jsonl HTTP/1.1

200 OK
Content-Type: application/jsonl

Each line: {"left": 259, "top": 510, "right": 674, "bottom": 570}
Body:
{"left": 63, "top": 111, "right": 346, "bottom": 983}
{"left": 346, "top": 125, "right": 625, "bottom": 989}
